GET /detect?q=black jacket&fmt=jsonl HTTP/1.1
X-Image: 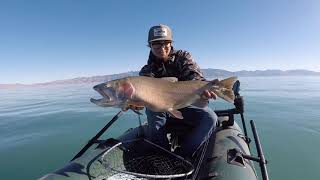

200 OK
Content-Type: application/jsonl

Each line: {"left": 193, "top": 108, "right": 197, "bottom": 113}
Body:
{"left": 139, "top": 48, "right": 205, "bottom": 81}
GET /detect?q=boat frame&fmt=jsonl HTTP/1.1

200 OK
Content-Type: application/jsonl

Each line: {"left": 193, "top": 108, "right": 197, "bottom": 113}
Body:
{"left": 69, "top": 80, "right": 269, "bottom": 180}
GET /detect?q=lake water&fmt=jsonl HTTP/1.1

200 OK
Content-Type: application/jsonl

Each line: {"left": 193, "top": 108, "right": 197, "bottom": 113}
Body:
{"left": 0, "top": 76, "right": 319, "bottom": 180}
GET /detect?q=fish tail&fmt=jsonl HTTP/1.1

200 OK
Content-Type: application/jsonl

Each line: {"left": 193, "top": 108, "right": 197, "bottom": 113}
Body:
{"left": 216, "top": 76, "right": 237, "bottom": 103}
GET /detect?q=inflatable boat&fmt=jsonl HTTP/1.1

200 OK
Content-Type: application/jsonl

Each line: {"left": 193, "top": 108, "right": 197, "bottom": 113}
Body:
{"left": 40, "top": 80, "right": 269, "bottom": 180}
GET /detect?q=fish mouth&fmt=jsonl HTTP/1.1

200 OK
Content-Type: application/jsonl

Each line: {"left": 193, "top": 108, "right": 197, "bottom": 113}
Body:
{"left": 90, "top": 97, "right": 111, "bottom": 106}
{"left": 90, "top": 84, "right": 119, "bottom": 107}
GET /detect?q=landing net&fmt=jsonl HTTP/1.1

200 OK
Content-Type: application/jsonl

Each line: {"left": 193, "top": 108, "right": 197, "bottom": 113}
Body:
{"left": 100, "top": 138, "right": 194, "bottom": 179}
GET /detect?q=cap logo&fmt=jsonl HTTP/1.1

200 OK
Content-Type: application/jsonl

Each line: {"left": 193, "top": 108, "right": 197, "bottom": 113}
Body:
{"left": 153, "top": 27, "right": 167, "bottom": 37}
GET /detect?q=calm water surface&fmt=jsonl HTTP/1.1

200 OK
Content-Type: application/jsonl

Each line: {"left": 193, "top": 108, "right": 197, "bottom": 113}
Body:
{"left": 0, "top": 76, "right": 319, "bottom": 180}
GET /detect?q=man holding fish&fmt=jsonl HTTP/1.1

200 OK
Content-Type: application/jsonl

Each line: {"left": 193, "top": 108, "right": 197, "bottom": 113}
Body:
{"left": 140, "top": 24, "right": 217, "bottom": 158}
{"left": 91, "top": 24, "right": 236, "bottom": 158}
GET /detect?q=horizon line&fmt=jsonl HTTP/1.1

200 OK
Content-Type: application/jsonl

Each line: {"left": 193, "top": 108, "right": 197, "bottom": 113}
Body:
{"left": 1, "top": 68, "right": 319, "bottom": 86}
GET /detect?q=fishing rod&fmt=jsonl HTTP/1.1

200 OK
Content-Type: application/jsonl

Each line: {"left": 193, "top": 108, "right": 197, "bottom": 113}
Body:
{"left": 71, "top": 110, "right": 123, "bottom": 161}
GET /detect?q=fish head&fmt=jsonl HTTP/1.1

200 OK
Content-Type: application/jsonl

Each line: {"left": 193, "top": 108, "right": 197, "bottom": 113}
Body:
{"left": 90, "top": 78, "right": 134, "bottom": 107}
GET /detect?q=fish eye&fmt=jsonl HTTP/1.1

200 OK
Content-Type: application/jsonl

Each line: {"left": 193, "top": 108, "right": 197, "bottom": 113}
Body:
{"left": 105, "top": 84, "right": 111, "bottom": 88}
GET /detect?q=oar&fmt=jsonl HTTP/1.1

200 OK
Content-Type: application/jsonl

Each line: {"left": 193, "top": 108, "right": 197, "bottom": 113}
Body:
{"left": 70, "top": 110, "right": 123, "bottom": 161}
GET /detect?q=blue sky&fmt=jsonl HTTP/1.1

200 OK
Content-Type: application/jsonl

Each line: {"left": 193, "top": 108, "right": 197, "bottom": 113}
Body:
{"left": 0, "top": 0, "right": 319, "bottom": 84}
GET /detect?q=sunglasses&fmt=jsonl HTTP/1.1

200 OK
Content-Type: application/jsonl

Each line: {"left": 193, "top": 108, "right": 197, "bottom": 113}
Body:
{"left": 151, "top": 41, "right": 171, "bottom": 48}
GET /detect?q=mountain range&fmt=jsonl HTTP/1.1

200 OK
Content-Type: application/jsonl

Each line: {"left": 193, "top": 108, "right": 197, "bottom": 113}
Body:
{"left": 1, "top": 69, "right": 319, "bottom": 88}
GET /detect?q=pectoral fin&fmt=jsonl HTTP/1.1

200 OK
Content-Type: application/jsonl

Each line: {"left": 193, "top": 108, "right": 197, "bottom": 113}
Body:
{"left": 168, "top": 108, "right": 183, "bottom": 119}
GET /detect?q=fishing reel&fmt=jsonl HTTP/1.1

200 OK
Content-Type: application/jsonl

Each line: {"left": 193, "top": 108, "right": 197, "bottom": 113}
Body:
{"left": 215, "top": 80, "right": 244, "bottom": 127}
{"left": 233, "top": 80, "right": 244, "bottom": 114}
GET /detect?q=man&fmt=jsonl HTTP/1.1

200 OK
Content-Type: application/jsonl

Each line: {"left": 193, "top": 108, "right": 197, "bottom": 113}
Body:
{"left": 138, "top": 24, "right": 217, "bottom": 158}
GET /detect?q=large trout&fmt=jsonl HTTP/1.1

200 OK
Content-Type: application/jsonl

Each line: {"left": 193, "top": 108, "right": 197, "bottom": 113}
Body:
{"left": 90, "top": 76, "right": 237, "bottom": 119}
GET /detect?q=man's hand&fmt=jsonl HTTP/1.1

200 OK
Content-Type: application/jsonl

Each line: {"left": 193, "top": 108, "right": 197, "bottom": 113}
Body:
{"left": 129, "top": 105, "right": 145, "bottom": 111}
{"left": 122, "top": 105, "right": 145, "bottom": 112}
{"left": 201, "top": 90, "right": 217, "bottom": 100}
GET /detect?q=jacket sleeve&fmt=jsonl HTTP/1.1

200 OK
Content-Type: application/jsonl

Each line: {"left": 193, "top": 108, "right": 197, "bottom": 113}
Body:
{"left": 179, "top": 51, "right": 206, "bottom": 81}
{"left": 139, "top": 64, "right": 155, "bottom": 77}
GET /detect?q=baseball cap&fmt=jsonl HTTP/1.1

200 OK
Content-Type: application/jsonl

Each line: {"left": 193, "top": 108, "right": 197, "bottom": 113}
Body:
{"left": 148, "top": 24, "right": 173, "bottom": 43}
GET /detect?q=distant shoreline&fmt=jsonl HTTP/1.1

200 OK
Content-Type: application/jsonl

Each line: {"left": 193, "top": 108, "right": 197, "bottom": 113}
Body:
{"left": 1, "top": 69, "right": 319, "bottom": 88}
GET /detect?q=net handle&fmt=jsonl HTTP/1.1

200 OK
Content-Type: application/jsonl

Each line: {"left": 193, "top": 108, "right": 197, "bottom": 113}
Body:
{"left": 71, "top": 111, "right": 123, "bottom": 161}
